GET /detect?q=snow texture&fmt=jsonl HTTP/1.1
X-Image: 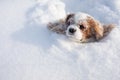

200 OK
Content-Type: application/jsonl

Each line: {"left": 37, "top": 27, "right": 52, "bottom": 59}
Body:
{"left": 0, "top": 0, "right": 120, "bottom": 80}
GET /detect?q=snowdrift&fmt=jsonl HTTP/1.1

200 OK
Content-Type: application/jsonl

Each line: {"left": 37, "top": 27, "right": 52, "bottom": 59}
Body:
{"left": 0, "top": 0, "right": 120, "bottom": 80}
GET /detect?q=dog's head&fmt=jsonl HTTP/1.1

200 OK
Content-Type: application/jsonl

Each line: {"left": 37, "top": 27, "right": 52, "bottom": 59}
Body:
{"left": 65, "top": 12, "right": 104, "bottom": 42}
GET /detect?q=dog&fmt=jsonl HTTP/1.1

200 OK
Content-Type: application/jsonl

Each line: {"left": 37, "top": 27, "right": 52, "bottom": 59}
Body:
{"left": 47, "top": 12, "right": 115, "bottom": 42}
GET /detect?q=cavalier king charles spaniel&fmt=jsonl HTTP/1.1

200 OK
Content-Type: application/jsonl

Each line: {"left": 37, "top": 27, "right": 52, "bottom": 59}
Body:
{"left": 47, "top": 12, "right": 115, "bottom": 42}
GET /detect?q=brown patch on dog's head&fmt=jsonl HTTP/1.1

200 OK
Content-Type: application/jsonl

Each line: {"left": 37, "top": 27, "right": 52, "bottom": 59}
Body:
{"left": 86, "top": 16, "right": 104, "bottom": 40}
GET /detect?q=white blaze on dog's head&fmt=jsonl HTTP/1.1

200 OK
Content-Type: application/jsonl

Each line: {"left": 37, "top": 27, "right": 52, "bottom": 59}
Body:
{"left": 74, "top": 12, "right": 90, "bottom": 24}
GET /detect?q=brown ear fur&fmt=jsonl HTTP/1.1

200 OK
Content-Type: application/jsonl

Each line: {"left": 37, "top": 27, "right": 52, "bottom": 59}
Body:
{"left": 87, "top": 17, "right": 104, "bottom": 40}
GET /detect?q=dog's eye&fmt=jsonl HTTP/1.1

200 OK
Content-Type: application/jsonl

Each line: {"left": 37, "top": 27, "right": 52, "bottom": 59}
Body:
{"left": 79, "top": 25, "right": 85, "bottom": 30}
{"left": 67, "top": 21, "right": 71, "bottom": 26}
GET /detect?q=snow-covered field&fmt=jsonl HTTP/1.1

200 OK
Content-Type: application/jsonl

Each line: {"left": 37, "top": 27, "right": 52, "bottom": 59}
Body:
{"left": 0, "top": 0, "right": 120, "bottom": 80}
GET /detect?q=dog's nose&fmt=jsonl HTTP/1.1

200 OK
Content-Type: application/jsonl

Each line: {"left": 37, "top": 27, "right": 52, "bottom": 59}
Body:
{"left": 69, "top": 28, "right": 76, "bottom": 33}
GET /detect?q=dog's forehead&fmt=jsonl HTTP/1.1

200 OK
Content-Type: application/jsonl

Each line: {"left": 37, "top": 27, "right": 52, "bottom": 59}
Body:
{"left": 74, "top": 12, "right": 91, "bottom": 23}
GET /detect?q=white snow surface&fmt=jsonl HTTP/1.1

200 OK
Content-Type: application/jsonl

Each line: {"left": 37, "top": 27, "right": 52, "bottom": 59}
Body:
{"left": 0, "top": 0, "right": 120, "bottom": 80}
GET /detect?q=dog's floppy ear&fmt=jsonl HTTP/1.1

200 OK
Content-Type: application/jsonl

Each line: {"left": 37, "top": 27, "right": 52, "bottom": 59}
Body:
{"left": 47, "top": 14, "right": 75, "bottom": 34}
{"left": 103, "top": 24, "right": 115, "bottom": 37}
{"left": 65, "top": 13, "right": 74, "bottom": 26}
{"left": 47, "top": 19, "right": 66, "bottom": 34}
{"left": 87, "top": 17, "right": 104, "bottom": 40}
